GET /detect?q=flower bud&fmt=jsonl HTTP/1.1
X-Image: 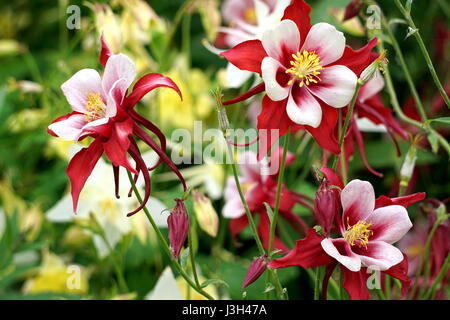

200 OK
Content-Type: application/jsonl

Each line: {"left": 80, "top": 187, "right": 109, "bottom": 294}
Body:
{"left": 314, "top": 181, "right": 338, "bottom": 235}
{"left": 343, "top": 0, "right": 364, "bottom": 21}
{"left": 242, "top": 255, "right": 268, "bottom": 288}
{"left": 359, "top": 49, "right": 388, "bottom": 84}
{"left": 192, "top": 190, "right": 219, "bottom": 238}
{"left": 167, "top": 199, "right": 190, "bottom": 259}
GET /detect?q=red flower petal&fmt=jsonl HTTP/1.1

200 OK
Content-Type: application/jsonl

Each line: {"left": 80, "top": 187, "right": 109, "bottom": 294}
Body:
{"left": 220, "top": 40, "right": 267, "bottom": 74}
{"left": 99, "top": 33, "right": 113, "bottom": 68}
{"left": 383, "top": 253, "right": 410, "bottom": 298}
{"left": 222, "top": 83, "right": 265, "bottom": 106}
{"left": 66, "top": 138, "right": 104, "bottom": 213}
{"left": 305, "top": 104, "right": 340, "bottom": 154}
{"left": 103, "top": 119, "right": 136, "bottom": 173}
{"left": 282, "top": 0, "right": 312, "bottom": 47}
{"left": 331, "top": 37, "right": 378, "bottom": 77}
{"left": 269, "top": 228, "right": 333, "bottom": 269}
{"left": 123, "top": 73, "right": 182, "bottom": 109}
{"left": 256, "top": 95, "right": 292, "bottom": 160}
{"left": 341, "top": 265, "right": 371, "bottom": 300}
{"left": 375, "top": 192, "right": 426, "bottom": 209}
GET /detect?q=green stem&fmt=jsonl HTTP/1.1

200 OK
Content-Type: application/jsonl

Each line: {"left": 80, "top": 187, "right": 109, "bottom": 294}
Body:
{"left": 422, "top": 253, "right": 450, "bottom": 300}
{"left": 225, "top": 142, "right": 266, "bottom": 256}
{"left": 382, "top": 18, "right": 428, "bottom": 121}
{"left": 332, "top": 82, "right": 362, "bottom": 171}
{"left": 378, "top": 42, "right": 450, "bottom": 156}
{"left": 95, "top": 220, "right": 129, "bottom": 293}
{"left": 126, "top": 171, "right": 214, "bottom": 300}
{"left": 393, "top": 0, "right": 450, "bottom": 108}
{"left": 313, "top": 267, "right": 321, "bottom": 300}
{"left": 188, "top": 226, "right": 201, "bottom": 287}
{"left": 268, "top": 132, "right": 290, "bottom": 256}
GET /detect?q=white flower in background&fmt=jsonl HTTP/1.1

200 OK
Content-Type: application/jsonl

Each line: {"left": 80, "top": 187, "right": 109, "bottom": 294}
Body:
{"left": 145, "top": 266, "right": 220, "bottom": 300}
{"left": 0, "top": 209, "right": 5, "bottom": 239}
{"left": 47, "top": 146, "right": 168, "bottom": 258}
{"left": 218, "top": 0, "right": 291, "bottom": 88}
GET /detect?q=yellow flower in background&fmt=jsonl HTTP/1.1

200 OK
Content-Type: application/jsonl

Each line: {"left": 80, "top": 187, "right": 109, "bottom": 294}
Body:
{"left": 192, "top": 190, "right": 219, "bottom": 237}
{"left": 0, "top": 180, "right": 43, "bottom": 241}
{"left": 157, "top": 61, "right": 215, "bottom": 131}
{"left": 146, "top": 267, "right": 219, "bottom": 300}
{"left": 23, "top": 251, "right": 89, "bottom": 295}
{"left": 328, "top": 8, "right": 364, "bottom": 37}
{"left": 176, "top": 275, "right": 218, "bottom": 300}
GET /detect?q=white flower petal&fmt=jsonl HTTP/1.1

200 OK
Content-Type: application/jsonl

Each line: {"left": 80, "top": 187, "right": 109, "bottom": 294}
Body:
{"left": 301, "top": 22, "right": 346, "bottom": 65}
{"left": 48, "top": 113, "right": 86, "bottom": 141}
{"left": 261, "top": 19, "right": 300, "bottom": 62}
{"left": 102, "top": 53, "right": 136, "bottom": 97}
{"left": 367, "top": 205, "right": 412, "bottom": 244}
{"left": 261, "top": 57, "right": 290, "bottom": 101}
{"left": 61, "top": 69, "right": 103, "bottom": 113}
{"left": 307, "top": 65, "right": 357, "bottom": 108}
{"left": 286, "top": 87, "right": 322, "bottom": 128}
{"left": 321, "top": 238, "right": 362, "bottom": 272}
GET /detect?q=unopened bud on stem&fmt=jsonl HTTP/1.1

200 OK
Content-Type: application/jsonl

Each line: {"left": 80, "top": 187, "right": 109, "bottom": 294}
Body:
{"left": 167, "top": 198, "right": 190, "bottom": 259}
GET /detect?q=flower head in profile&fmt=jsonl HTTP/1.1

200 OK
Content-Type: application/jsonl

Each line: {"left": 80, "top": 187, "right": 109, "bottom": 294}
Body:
{"left": 220, "top": 0, "right": 378, "bottom": 158}
{"left": 48, "top": 35, "right": 186, "bottom": 216}
{"left": 270, "top": 171, "right": 426, "bottom": 299}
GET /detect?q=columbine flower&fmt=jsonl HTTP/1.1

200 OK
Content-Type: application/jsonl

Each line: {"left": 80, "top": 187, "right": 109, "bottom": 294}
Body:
{"left": 319, "top": 179, "right": 412, "bottom": 272}
{"left": 46, "top": 152, "right": 168, "bottom": 258}
{"left": 216, "top": 0, "right": 290, "bottom": 87}
{"left": 222, "top": 149, "right": 310, "bottom": 251}
{"left": 48, "top": 36, "right": 186, "bottom": 216}
{"left": 220, "top": 0, "right": 377, "bottom": 158}
{"left": 270, "top": 175, "right": 426, "bottom": 299}
{"left": 243, "top": 254, "right": 268, "bottom": 288}
{"left": 167, "top": 199, "right": 190, "bottom": 259}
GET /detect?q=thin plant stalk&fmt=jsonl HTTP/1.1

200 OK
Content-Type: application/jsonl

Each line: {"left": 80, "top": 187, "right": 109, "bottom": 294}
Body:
{"left": 126, "top": 171, "right": 214, "bottom": 300}
{"left": 393, "top": 0, "right": 450, "bottom": 108}
{"left": 268, "top": 132, "right": 290, "bottom": 256}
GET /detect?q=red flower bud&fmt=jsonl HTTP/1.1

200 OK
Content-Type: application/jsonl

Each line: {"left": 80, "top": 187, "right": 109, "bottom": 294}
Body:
{"left": 242, "top": 255, "right": 268, "bottom": 288}
{"left": 314, "top": 181, "right": 338, "bottom": 235}
{"left": 343, "top": 0, "right": 364, "bottom": 21}
{"left": 167, "top": 199, "right": 190, "bottom": 259}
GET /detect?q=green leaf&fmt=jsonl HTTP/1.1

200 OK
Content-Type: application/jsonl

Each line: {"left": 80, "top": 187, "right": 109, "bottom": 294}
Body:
{"left": 263, "top": 202, "right": 274, "bottom": 225}
{"left": 405, "top": 0, "right": 413, "bottom": 13}
{"left": 428, "top": 117, "right": 450, "bottom": 125}
{"left": 180, "top": 248, "right": 190, "bottom": 268}
{"left": 427, "top": 132, "right": 439, "bottom": 154}
{"left": 200, "top": 279, "right": 229, "bottom": 289}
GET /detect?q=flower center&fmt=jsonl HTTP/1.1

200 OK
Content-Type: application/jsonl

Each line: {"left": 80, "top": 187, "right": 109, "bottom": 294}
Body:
{"left": 84, "top": 93, "right": 106, "bottom": 122}
{"left": 244, "top": 8, "right": 257, "bottom": 25}
{"left": 285, "top": 50, "right": 323, "bottom": 87}
{"left": 343, "top": 219, "right": 373, "bottom": 249}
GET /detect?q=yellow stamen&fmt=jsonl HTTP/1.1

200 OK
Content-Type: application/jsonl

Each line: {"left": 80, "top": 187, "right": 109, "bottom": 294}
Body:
{"left": 243, "top": 8, "right": 257, "bottom": 25}
{"left": 343, "top": 218, "right": 373, "bottom": 249}
{"left": 285, "top": 50, "right": 323, "bottom": 87}
{"left": 84, "top": 93, "right": 106, "bottom": 122}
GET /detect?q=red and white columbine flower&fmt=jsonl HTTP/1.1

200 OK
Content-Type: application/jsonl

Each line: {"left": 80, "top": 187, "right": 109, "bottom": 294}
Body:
{"left": 221, "top": 0, "right": 377, "bottom": 158}
{"left": 320, "top": 179, "right": 412, "bottom": 272}
{"left": 48, "top": 36, "right": 186, "bottom": 216}
{"left": 270, "top": 170, "right": 426, "bottom": 299}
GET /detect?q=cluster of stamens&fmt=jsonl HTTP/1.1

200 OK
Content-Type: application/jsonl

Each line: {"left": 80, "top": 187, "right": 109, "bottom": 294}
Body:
{"left": 285, "top": 50, "right": 323, "bottom": 87}
{"left": 84, "top": 93, "right": 106, "bottom": 122}
{"left": 343, "top": 218, "right": 373, "bottom": 249}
